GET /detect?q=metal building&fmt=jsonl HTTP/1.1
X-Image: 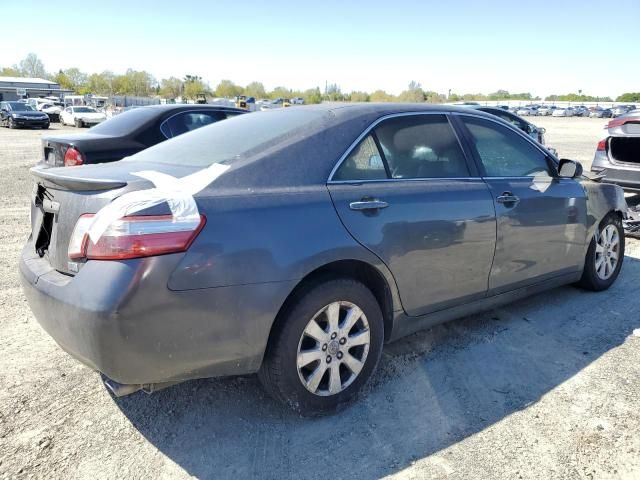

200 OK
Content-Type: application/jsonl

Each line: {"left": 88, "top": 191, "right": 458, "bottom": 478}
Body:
{"left": 0, "top": 76, "right": 73, "bottom": 101}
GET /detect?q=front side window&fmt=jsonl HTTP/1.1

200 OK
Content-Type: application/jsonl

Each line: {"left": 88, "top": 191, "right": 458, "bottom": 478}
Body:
{"left": 374, "top": 114, "right": 469, "bottom": 179}
{"left": 332, "top": 135, "right": 386, "bottom": 181}
{"left": 462, "top": 116, "right": 551, "bottom": 177}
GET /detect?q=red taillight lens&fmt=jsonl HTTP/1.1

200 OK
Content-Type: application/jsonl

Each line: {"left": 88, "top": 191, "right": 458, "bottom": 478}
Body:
{"left": 596, "top": 139, "right": 607, "bottom": 151}
{"left": 68, "top": 214, "right": 205, "bottom": 260}
{"left": 64, "top": 147, "right": 84, "bottom": 166}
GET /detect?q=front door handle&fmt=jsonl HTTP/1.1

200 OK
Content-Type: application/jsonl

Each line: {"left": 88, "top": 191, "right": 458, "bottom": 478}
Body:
{"left": 349, "top": 199, "right": 389, "bottom": 211}
{"left": 496, "top": 192, "right": 520, "bottom": 205}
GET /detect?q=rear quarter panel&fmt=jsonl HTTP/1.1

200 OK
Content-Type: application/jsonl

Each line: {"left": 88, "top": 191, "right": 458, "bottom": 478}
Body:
{"left": 581, "top": 179, "right": 627, "bottom": 248}
{"left": 168, "top": 186, "right": 402, "bottom": 308}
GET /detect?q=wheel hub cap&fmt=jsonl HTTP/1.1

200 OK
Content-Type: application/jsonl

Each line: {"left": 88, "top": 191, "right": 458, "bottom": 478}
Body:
{"left": 296, "top": 301, "right": 371, "bottom": 397}
{"left": 595, "top": 224, "right": 619, "bottom": 281}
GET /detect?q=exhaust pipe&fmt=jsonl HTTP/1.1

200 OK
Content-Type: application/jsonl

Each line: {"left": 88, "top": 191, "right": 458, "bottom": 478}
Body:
{"left": 103, "top": 377, "right": 181, "bottom": 397}
{"left": 103, "top": 378, "right": 142, "bottom": 397}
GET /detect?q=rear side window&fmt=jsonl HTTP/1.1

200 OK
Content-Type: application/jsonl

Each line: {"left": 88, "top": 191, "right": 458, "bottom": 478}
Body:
{"left": 461, "top": 116, "right": 551, "bottom": 177}
{"left": 332, "top": 135, "right": 387, "bottom": 181}
{"left": 374, "top": 114, "right": 469, "bottom": 179}
{"left": 160, "top": 111, "right": 227, "bottom": 138}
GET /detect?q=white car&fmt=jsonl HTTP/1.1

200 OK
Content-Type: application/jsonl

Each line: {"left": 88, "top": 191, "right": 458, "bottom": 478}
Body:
{"left": 516, "top": 107, "right": 534, "bottom": 116}
{"left": 537, "top": 105, "right": 556, "bottom": 116}
{"left": 552, "top": 107, "right": 574, "bottom": 117}
{"left": 59, "top": 106, "right": 107, "bottom": 127}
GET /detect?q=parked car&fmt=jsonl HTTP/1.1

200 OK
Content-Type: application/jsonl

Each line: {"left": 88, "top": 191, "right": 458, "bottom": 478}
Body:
{"left": 42, "top": 104, "right": 245, "bottom": 167}
{"left": 591, "top": 111, "right": 640, "bottom": 191}
{"left": 21, "top": 104, "right": 626, "bottom": 415}
{"left": 612, "top": 105, "right": 635, "bottom": 118}
{"left": 516, "top": 107, "right": 535, "bottom": 116}
{"left": 0, "top": 101, "right": 50, "bottom": 129}
{"left": 290, "top": 97, "right": 305, "bottom": 105}
{"left": 473, "top": 106, "right": 551, "bottom": 148}
{"left": 589, "top": 108, "right": 613, "bottom": 118}
{"left": 537, "top": 105, "right": 556, "bottom": 116}
{"left": 59, "top": 106, "right": 107, "bottom": 128}
{"left": 38, "top": 103, "right": 63, "bottom": 122}
{"left": 552, "top": 107, "right": 574, "bottom": 117}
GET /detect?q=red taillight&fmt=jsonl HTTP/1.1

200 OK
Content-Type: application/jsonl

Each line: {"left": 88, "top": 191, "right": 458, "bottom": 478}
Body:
{"left": 68, "top": 214, "right": 205, "bottom": 260}
{"left": 64, "top": 147, "right": 84, "bottom": 166}
{"left": 596, "top": 139, "right": 607, "bottom": 151}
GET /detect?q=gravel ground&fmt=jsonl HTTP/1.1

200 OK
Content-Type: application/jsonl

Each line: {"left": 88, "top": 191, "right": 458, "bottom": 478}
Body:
{"left": 0, "top": 118, "right": 639, "bottom": 480}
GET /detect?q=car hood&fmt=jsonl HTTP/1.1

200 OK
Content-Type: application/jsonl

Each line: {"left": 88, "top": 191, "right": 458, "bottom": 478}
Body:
{"left": 12, "top": 111, "right": 48, "bottom": 117}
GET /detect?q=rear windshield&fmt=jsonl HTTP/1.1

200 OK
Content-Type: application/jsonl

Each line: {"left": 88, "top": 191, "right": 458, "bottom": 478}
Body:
{"left": 125, "top": 108, "right": 328, "bottom": 168}
{"left": 90, "top": 107, "right": 159, "bottom": 135}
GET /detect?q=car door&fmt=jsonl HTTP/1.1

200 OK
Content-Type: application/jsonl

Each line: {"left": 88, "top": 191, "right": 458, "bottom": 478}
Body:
{"left": 0, "top": 103, "right": 6, "bottom": 125}
{"left": 327, "top": 113, "right": 497, "bottom": 317}
{"left": 455, "top": 114, "right": 587, "bottom": 294}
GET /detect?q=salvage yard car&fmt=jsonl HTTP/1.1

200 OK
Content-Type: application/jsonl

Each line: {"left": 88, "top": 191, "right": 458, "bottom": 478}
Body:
{"left": 21, "top": 104, "right": 627, "bottom": 415}
{"left": 42, "top": 104, "right": 245, "bottom": 167}
{"left": 0, "top": 101, "right": 50, "bottom": 129}
{"left": 59, "top": 105, "right": 107, "bottom": 128}
{"left": 591, "top": 111, "right": 640, "bottom": 190}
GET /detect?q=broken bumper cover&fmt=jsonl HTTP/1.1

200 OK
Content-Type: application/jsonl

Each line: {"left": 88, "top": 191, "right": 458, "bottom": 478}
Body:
{"left": 19, "top": 241, "right": 295, "bottom": 385}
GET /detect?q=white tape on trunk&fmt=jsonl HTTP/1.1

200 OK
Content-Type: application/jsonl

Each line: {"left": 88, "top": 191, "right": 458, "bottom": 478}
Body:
{"left": 86, "top": 163, "right": 229, "bottom": 243}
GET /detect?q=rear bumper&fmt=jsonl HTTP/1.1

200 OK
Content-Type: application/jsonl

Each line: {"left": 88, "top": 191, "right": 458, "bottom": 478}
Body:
{"left": 20, "top": 241, "right": 295, "bottom": 385}
{"left": 593, "top": 165, "right": 640, "bottom": 191}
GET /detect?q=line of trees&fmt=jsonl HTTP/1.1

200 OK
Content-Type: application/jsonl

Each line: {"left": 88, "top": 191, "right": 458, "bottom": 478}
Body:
{"left": 1, "top": 53, "right": 635, "bottom": 105}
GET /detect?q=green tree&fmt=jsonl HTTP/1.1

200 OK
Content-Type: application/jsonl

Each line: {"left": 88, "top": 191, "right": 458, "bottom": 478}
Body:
{"left": 616, "top": 92, "right": 640, "bottom": 102}
{"left": 269, "top": 86, "right": 292, "bottom": 99}
{"left": 0, "top": 66, "right": 21, "bottom": 77}
{"left": 397, "top": 81, "right": 426, "bottom": 102}
{"left": 183, "top": 78, "right": 209, "bottom": 100}
{"left": 244, "top": 81, "right": 267, "bottom": 99}
{"left": 350, "top": 91, "right": 370, "bottom": 102}
{"left": 302, "top": 87, "right": 322, "bottom": 104}
{"left": 215, "top": 79, "right": 242, "bottom": 98}
{"left": 159, "top": 76, "right": 183, "bottom": 99}
{"left": 18, "top": 53, "right": 47, "bottom": 78}
{"left": 370, "top": 90, "right": 395, "bottom": 102}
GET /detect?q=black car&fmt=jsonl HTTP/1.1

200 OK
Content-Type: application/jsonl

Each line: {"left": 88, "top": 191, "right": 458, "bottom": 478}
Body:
{"left": 0, "top": 101, "right": 50, "bottom": 129}
{"left": 42, "top": 104, "right": 246, "bottom": 167}
{"left": 473, "top": 106, "right": 547, "bottom": 146}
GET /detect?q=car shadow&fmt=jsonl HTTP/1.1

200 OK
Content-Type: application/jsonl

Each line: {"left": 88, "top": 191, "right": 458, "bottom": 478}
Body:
{"left": 112, "top": 256, "right": 640, "bottom": 480}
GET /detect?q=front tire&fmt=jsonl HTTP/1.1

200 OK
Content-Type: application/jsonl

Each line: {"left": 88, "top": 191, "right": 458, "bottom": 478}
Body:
{"left": 259, "top": 278, "right": 384, "bottom": 415}
{"left": 8, "top": 118, "right": 16, "bottom": 129}
{"left": 578, "top": 213, "right": 624, "bottom": 291}
{"left": 75, "top": 119, "right": 83, "bottom": 128}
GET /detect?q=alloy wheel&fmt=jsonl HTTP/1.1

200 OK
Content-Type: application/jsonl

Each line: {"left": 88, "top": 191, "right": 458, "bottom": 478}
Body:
{"left": 296, "top": 301, "right": 370, "bottom": 396}
{"left": 595, "top": 224, "right": 620, "bottom": 280}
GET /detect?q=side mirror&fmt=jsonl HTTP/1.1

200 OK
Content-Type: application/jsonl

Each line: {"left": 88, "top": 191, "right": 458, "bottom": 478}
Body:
{"left": 558, "top": 159, "right": 583, "bottom": 178}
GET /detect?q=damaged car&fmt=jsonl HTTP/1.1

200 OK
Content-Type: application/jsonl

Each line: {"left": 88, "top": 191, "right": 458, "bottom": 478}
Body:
{"left": 21, "top": 104, "right": 627, "bottom": 415}
{"left": 591, "top": 111, "right": 640, "bottom": 191}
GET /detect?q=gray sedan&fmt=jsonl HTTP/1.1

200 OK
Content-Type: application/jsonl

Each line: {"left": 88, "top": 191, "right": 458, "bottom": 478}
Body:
{"left": 21, "top": 104, "right": 627, "bottom": 415}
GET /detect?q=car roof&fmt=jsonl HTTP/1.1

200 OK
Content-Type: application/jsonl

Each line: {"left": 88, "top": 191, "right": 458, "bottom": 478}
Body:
{"left": 133, "top": 104, "right": 245, "bottom": 113}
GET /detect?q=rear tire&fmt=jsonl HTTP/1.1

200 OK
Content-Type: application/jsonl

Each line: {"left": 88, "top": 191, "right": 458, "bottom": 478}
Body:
{"left": 578, "top": 213, "right": 624, "bottom": 291}
{"left": 259, "top": 278, "right": 384, "bottom": 415}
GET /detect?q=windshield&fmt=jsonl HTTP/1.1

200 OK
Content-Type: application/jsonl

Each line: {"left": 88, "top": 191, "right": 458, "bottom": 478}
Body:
{"left": 126, "top": 108, "right": 328, "bottom": 168}
{"left": 9, "top": 103, "right": 34, "bottom": 111}
{"left": 90, "top": 107, "right": 159, "bottom": 135}
{"left": 73, "top": 107, "right": 97, "bottom": 113}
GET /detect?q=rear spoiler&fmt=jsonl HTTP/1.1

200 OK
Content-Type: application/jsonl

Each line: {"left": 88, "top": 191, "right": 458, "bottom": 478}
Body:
{"left": 30, "top": 166, "right": 127, "bottom": 191}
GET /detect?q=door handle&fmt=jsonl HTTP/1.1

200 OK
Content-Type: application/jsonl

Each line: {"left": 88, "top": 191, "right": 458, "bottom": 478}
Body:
{"left": 496, "top": 192, "right": 520, "bottom": 205}
{"left": 349, "top": 199, "right": 389, "bottom": 211}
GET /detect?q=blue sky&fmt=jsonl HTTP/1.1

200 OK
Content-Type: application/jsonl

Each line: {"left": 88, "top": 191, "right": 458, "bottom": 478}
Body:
{"left": 3, "top": 0, "right": 639, "bottom": 97}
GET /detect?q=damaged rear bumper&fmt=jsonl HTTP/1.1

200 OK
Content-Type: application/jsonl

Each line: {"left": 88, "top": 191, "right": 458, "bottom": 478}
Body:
{"left": 19, "top": 240, "right": 296, "bottom": 386}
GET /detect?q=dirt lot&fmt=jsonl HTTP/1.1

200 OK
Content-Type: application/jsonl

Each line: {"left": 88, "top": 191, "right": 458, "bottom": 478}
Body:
{"left": 1, "top": 117, "right": 639, "bottom": 480}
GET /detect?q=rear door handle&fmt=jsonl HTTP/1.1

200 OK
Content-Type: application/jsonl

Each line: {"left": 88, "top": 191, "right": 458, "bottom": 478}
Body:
{"left": 349, "top": 199, "right": 389, "bottom": 211}
{"left": 496, "top": 192, "right": 520, "bottom": 205}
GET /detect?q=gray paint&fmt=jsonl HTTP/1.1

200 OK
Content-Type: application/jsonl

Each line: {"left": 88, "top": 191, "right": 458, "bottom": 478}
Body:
{"left": 20, "top": 104, "right": 627, "bottom": 387}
